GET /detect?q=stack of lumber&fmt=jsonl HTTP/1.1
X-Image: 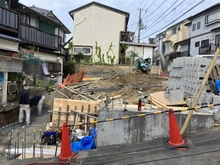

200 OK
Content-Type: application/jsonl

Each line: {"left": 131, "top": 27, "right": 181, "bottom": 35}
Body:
{"left": 149, "top": 91, "right": 187, "bottom": 111}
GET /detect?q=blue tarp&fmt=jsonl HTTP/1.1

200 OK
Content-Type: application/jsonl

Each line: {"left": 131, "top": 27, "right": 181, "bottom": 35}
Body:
{"left": 71, "top": 127, "right": 96, "bottom": 152}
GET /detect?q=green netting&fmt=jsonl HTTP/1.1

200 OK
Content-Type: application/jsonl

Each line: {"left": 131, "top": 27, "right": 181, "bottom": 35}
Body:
{"left": 40, "top": 20, "right": 55, "bottom": 34}
{"left": 0, "top": 0, "right": 5, "bottom": 7}
{"left": 23, "top": 54, "right": 42, "bottom": 66}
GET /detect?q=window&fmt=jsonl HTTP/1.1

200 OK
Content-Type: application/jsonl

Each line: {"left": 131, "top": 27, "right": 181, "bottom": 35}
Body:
{"left": 48, "top": 62, "right": 61, "bottom": 72}
{"left": 20, "top": 13, "right": 30, "bottom": 24}
{"left": 192, "top": 23, "right": 196, "bottom": 31}
{"left": 197, "top": 22, "right": 201, "bottom": 30}
{"left": 201, "top": 39, "right": 209, "bottom": 48}
{"left": 195, "top": 41, "right": 200, "bottom": 47}
{"left": 205, "top": 10, "right": 220, "bottom": 25}
{"left": 215, "top": 35, "right": 220, "bottom": 46}
{"left": 73, "top": 47, "right": 92, "bottom": 55}
{"left": 172, "top": 28, "right": 177, "bottom": 35}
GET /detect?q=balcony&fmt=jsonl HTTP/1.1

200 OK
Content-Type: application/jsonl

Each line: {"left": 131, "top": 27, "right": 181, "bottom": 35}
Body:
{"left": 20, "top": 23, "right": 61, "bottom": 50}
{"left": 0, "top": 6, "right": 18, "bottom": 32}
{"left": 181, "top": 50, "right": 190, "bottom": 57}
{"left": 120, "top": 31, "right": 134, "bottom": 42}
{"left": 199, "top": 44, "right": 219, "bottom": 55}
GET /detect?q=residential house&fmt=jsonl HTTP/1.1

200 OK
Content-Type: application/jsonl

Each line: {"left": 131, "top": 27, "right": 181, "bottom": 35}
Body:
{"left": 163, "top": 20, "right": 189, "bottom": 57}
{"left": 177, "top": 3, "right": 220, "bottom": 56}
{"left": 153, "top": 20, "right": 189, "bottom": 71}
{"left": 0, "top": 0, "right": 22, "bottom": 103}
{"left": 18, "top": 4, "right": 71, "bottom": 83}
{"left": 153, "top": 31, "right": 166, "bottom": 65}
{"left": 69, "top": 1, "right": 135, "bottom": 65}
{"left": 0, "top": 0, "right": 70, "bottom": 104}
{"left": 121, "top": 41, "right": 157, "bottom": 64}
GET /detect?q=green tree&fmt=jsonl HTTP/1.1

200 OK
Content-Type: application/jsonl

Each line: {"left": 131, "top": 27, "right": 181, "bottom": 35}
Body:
{"left": 129, "top": 50, "right": 139, "bottom": 64}
{"left": 120, "top": 44, "right": 129, "bottom": 64}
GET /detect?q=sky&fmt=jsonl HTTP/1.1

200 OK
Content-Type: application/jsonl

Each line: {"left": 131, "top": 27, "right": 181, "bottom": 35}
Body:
{"left": 19, "top": 0, "right": 220, "bottom": 42}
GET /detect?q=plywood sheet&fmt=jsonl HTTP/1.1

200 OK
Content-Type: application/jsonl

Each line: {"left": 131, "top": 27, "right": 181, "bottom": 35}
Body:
{"left": 150, "top": 91, "right": 186, "bottom": 106}
{"left": 52, "top": 98, "right": 100, "bottom": 127}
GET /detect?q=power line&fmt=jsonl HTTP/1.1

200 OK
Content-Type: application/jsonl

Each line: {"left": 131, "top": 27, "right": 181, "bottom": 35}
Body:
{"left": 128, "top": 0, "right": 146, "bottom": 28}
{"left": 141, "top": 0, "right": 155, "bottom": 18}
{"left": 140, "top": 0, "right": 206, "bottom": 40}
{"left": 128, "top": 0, "right": 155, "bottom": 28}
{"left": 141, "top": 0, "right": 185, "bottom": 36}
{"left": 142, "top": 0, "right": 169, "bottom": 19}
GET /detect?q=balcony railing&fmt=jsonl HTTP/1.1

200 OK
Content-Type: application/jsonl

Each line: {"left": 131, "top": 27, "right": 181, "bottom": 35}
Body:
{"left": 120, "top": 31, "right": 134, "bottom": 42}
{"left": 181, "top": 50, "right": 190, "bottom": 57}
{"left": 0, "top": 6, "right": 18, "bottom": 30}
{"left": 20, "top": 23, "right": 61, "bottom": 50}
{"left": 199, "top": 44, "right": 219, "bottom": 55}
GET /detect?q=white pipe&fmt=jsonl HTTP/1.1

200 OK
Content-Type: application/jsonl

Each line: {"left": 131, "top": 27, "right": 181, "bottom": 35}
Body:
{"left": 5, "top": 148, "right": 60, "bottom": 155}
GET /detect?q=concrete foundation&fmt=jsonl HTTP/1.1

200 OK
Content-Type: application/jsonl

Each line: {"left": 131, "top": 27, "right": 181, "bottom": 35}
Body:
{"left": 97, "top": 109, "right": 214, "bottom": 147}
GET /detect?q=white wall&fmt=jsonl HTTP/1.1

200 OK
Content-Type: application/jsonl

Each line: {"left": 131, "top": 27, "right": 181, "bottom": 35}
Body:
{"left": 180, "top": 44, "right": 188, "bottom": 52}
{"left": 189, "top": 17, "right": 220, "bottom": 38}
{"left": 0, "top": 39, "right": 18, "bottom": 52}
{"left": 190, "top": 33, "right": 213, "bottom": 56}
{"left": 72, "top": 5, "right": 127, "bottom": 64}
{"left": 126, "top": 45, "right": 153, "bottom": 63}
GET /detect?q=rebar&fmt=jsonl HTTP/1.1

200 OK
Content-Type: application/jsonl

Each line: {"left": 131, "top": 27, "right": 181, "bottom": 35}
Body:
{"left": 33, "top": 141, "right": 35, "bottom": 158}
{"left": 55, "top": 141, "right": 58, "bottom": 157}
{"left": 17, "top": 130, "right": 19, "bottom": 159}
{"left": 22, "top": 139, "right": 24, "bottom": 159}
{"left": 14, "top": 142, "right": 16, "bottom": 159}
{"left": 24, "top": 130, "right": 26, "bottom": 159}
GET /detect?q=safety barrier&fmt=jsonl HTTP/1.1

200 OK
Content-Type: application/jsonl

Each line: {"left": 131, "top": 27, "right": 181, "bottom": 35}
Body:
{"left": 68, "top": 103, "right": 220, "bottom": 127}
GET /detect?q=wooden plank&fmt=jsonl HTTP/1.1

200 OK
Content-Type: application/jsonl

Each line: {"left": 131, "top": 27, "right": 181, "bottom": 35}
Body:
{"left": 97, "top": 95, "right": 121, "bottom": 102}
{"left": 52, "top": 98, "right": 100, "bottom": 127}
{"left": 150, "top": 91, "right": 186, "bottom": 106}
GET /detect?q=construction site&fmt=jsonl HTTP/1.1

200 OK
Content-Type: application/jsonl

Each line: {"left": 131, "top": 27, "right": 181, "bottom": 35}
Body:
{"left": 1, "top": 49, "right": 220, "bottom": 165}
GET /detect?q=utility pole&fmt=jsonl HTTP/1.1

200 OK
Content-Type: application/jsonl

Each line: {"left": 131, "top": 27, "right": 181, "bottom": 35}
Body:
{"left": 137, "top": 8, "right": 147, "bottom": 43}
{"left": 138, "top": 8, "right": 142, "bottom": 43}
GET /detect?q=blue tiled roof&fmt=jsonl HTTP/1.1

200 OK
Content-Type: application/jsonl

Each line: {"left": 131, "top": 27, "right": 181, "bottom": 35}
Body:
{"left": 0, "top": 34, "right": 21, "bottom": 42}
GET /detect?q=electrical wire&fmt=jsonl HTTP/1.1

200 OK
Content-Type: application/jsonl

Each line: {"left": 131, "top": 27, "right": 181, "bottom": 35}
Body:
{"left": 140, "top": 0, "right": 182, "bottom": 35}
{"left": 142, "top": 0, "right": 169, "bottom": 19}
{"left": 128, "top": 0, "right": 145, "bottom": 28}
{"left": 141, "top": 0, "right": 155, "bottom": 18}
{"left": 140, "top": 0, "right": 206, "bottom": 40}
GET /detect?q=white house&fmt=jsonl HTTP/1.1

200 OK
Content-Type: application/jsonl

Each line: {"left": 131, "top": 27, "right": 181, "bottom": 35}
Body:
{"left": 69, "top": 1, "right": 132, "bottom": 65}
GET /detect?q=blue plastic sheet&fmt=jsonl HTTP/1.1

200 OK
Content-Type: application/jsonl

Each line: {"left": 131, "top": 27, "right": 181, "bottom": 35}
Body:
{"left": 71, "top": 127, "right": 96, "bottom": 152}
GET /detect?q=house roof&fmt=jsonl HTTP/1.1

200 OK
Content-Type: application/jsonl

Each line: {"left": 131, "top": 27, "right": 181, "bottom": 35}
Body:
{"left": 69, "top": 1, "right": 130, "bottom": 27}
{"left": 0, "top": 33, "right": 21, "bottom": 43}
{"left": 120, "top": 41, "right": 157, "bottom": 48}
{"left": 187, "top": 3, "right": 220, "bottom": 20}
{"left": 18, "top": 3, "right": 71, "bottom": 34}
{"left": 64, "top": 37, "right": 73, "bottom": 47}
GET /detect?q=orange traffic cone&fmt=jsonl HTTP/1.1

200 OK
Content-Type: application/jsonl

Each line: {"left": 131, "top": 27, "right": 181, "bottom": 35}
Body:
{"left": 58, "top": 122, "right": 74, "bottom": 160}
{"left": 168, "top": 109, "right": 185, "bottom": 146}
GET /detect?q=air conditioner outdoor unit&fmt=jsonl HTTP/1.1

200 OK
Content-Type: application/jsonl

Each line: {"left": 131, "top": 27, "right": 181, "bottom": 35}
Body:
{"left": 7, "top": 83, "right": 17, "bottom": 94}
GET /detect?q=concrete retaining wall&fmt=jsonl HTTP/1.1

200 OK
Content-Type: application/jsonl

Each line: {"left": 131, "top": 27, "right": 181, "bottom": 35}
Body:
{"left": 97, "top": 109, "right": 214, "bottom": 147}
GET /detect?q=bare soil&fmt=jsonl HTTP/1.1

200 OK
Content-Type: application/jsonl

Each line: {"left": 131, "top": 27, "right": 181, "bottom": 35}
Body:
{"left": 85, "top": 72, "right": 167, "bottom": 104}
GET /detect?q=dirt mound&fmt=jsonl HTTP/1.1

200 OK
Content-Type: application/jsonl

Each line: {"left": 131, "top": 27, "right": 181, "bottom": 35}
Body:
{"left": 87, "top": 72, "right": 166, "bottom": 103}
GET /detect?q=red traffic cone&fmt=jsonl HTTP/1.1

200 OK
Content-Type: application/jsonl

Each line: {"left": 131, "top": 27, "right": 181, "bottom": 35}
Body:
{"left": 168, "top": 109, "right": 185, "bottom": 146}
{"left": 58, "top": 122, "right": 74, "bottom": 160}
